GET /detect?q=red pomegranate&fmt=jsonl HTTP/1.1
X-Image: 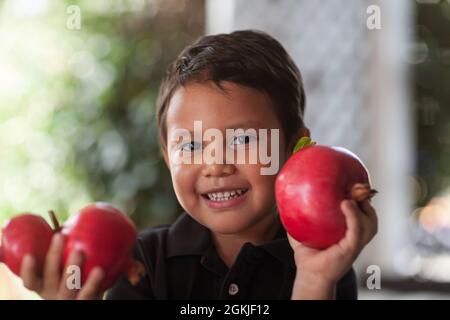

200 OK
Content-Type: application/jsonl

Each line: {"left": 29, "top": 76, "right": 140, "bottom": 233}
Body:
{"left": 275, "top": 137, "right": 377, "bottom": 249}
{"left": 61, "top": 202, "right": 137, "bottom": 291}
{"left": 0, "top": 203, "right": 138, "bottom": 292}
{"left": 0, "top": 214, "right": 54, "bottom": 276}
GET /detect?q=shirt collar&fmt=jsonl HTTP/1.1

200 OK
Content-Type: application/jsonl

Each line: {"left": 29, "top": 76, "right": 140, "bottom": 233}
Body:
{"left": 167, "top": 212, "right": 211, "bottom": 257}
{"left": 166, "top": 212, "right": 296, "bottom": 269}
{"left": 258, "top": 226, "right": 296, "bottom": 269}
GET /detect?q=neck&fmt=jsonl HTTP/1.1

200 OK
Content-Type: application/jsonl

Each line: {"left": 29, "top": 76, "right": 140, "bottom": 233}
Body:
{"left": 211, "top": 210, "right": 280, "bottom": 268}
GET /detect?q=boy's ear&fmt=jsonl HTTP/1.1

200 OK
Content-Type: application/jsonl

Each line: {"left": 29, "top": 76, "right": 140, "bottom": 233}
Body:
{"left": 302, "top": 127, "right": 311, "bottom": 138}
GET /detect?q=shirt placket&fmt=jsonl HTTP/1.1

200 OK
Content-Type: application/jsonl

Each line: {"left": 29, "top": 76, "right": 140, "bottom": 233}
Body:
{"left": 218, "top": 243, "right": 263, "bottom": 299}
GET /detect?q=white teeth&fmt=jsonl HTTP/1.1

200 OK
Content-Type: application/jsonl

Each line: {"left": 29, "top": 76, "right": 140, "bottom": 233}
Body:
{"left": 205, "top": 188, "right": 247, "bottom": 201}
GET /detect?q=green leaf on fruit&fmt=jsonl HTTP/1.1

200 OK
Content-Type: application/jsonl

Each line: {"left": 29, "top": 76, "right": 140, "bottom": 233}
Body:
{"left": 292, "top": 137, "right": 316, "bottom": 154}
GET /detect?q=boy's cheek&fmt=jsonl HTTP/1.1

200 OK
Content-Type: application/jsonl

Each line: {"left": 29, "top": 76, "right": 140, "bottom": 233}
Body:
{"left": 167, "top": 150, "right": 188, "bottom": 168}
{"left": 171, "top": 172, "right": 199, "bottom": 209}
{"left": 242, "top": 164, "right": 277, "bottom": 193}
{"left": 171, "top": 163, "right": 197, "bottom": 184}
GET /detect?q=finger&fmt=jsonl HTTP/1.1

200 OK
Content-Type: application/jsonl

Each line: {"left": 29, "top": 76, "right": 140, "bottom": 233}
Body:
{"left": 359, "top": 200, "right": 377, "bottom": 218}
{"left": 20, "top": 255, "right": 42, "bottom": 292}
{"left": 287, "top": 233, "right": 314, "bottom": 252}
{"left": 340, "top": 200, "right": 363, "bottom": 250}
{"left": 76, "top": 267, "right": 105, "bottom": 300}
{"left": 287, "top": 233, "right": 319, "bottom": 260}
{"left": 287, "top": 233, "right": 301, "bottom": 249}
{"left": 58, "top": 250, "right": 83, "bottom": 300}
{"left": 359, "top": 200, "right": 378, "bottom": 244}
{"left": 43, "top": 233, "right": 65, "bottom": 290}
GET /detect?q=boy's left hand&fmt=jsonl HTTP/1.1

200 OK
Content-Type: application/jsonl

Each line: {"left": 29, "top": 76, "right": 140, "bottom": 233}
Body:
{"left": 288, "top": 199, "right": 378, "bottom": 299}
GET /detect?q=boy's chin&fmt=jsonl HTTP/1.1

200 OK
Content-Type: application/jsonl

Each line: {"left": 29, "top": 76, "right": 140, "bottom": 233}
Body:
{"left": 203, "top": 216, "right": 261, "bottom": 236}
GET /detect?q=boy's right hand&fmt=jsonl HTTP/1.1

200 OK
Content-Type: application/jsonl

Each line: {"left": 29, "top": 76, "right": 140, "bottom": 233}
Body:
{"left": 20, "top": 233, "right": 105, "bottom": 300}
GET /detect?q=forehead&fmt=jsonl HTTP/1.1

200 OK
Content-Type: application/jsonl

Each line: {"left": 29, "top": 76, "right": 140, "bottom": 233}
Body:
{"left": 166, "top": 81, "right": 281, "bottom": 132}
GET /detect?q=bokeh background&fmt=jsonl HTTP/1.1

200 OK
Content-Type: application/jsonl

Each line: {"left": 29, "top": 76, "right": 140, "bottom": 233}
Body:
{"left": 1, "top": 0, "right": 449, "bottom": 299}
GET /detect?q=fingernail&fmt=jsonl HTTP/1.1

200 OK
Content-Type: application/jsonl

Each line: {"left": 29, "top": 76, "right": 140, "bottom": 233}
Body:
{"left": 75, "top": 250, "right": 85, "bottom": 261}
{"left": 23, "top": 254, "right": 33, "bottom": 265}
{"left": 52, "top": 233, "right": 62, "bottom": 245}
{"left": 342, "top": 199, "right": 351, "bottom": 207}
{"left": 93, "top": 267, "right": 104, "bottom": 278}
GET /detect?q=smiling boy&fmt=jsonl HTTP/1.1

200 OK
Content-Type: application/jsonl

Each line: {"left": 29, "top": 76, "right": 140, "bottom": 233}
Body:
{"left": 19, "top": 30, "right": 377, "bottom": 300}
{"left": 106, "top": 30, "right": 377, "bottom": 300}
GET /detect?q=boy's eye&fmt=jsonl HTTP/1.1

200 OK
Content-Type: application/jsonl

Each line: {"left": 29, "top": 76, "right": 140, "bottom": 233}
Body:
{"left": 180, "top": 141, "right": 201, "bottom": 152}
{"left": 232, "top": 134, "right": 257, "bottom": 145}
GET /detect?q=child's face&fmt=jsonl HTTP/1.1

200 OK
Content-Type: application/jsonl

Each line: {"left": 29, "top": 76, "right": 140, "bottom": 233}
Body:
{"left": 164, "top": 81, "right": 291, "bottom": 235}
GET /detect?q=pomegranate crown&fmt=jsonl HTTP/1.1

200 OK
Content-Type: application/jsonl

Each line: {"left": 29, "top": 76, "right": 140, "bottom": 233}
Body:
{"left": 292, "top": 136, "right": 316, "bottom": 154}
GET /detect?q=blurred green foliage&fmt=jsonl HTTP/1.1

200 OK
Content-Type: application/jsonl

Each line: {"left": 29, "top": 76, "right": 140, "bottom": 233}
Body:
{"left": 0, "top": 0, "right": 204, "bottom": 228}
{"left": 415, "top": 2, "right": 450, "bottom": 207}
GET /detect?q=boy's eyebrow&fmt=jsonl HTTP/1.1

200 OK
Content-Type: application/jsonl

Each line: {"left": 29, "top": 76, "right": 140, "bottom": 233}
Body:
{"left": 225, "top": 120, "right": 265, "bottom": 129}
{"left": 171, "top": 120, "right": 265, "bottom": 135}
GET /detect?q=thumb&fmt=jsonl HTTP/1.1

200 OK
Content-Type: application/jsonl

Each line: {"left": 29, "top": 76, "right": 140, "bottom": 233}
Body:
{"left": 287, "top": 233, "right": 301, "bottom": 250}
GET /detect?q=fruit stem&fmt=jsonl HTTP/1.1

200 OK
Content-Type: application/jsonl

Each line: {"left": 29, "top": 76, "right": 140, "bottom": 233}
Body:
{"left": 351, "top": 183, "right": 378, "bottom": 202}
{"left": 48, "top": 210, "right": 61, "bottom": 231}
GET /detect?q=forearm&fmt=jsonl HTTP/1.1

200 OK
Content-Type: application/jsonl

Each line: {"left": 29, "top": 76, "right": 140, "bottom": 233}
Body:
{"left": 290, "top": 275, "right": 336, "bottom": 300}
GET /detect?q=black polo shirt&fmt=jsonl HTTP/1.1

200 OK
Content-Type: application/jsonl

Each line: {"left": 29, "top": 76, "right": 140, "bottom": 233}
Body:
{"left": 106, "top": 212, "right": 357, "bottom": 300}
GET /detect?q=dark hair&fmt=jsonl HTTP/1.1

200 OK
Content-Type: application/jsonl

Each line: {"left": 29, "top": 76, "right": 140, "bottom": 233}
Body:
{"left": 156, "top": 29, "right": 306, "bottom": 155}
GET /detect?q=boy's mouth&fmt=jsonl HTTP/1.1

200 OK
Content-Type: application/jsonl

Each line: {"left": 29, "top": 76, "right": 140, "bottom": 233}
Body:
{"left": 200, "top": 188, "right": 249, "bottom": 202}
{"left": 199, "top": 188, "right": 250, "bottom": 209}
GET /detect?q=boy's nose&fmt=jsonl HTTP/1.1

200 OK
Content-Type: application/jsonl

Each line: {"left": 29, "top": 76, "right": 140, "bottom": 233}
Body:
{"left": 201, "top": 163, "right": 236, "bottom": 177}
